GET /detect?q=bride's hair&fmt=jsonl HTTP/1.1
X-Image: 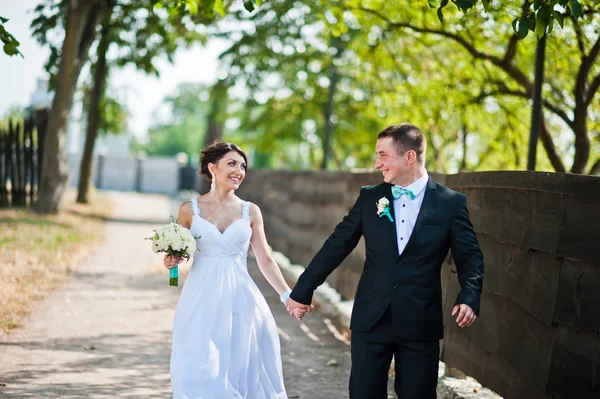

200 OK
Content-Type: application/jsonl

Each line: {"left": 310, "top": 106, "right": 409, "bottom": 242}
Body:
{"left": 200, "top": 141, "right": 248, "bottom": 179}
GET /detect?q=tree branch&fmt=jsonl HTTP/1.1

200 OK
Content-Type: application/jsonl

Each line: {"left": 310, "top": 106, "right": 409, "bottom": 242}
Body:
{"left": 357, "top": 6, "right": 533, "bottom": 91}
{"left": 540, "top": 120, "right": 566, "bottom": 172}
{"left": 572, "top": 17, "right": 586, "bottom": 55}
{"left": 502, "top": 0, "right": 529, "bottom": 64}
{"left": 581, "top": 35, "right": 600, "bottom": 105}
{"left": 587, "top": 72, "right": 600, "bottom": 107}
{"left": 475, "top": 86, "right": 573, "bottom": 129}
{"left": 589, "top": 158, "right": 600, "bottom": 175}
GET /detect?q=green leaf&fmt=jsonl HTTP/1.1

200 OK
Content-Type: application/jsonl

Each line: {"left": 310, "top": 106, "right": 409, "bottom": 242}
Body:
{"left": 559, "top": 0, "right": 569, "bottom": 6}
{"left": 454, "top": 0, "right": 474, "bottom": 12}
{"left": 569, "top": 0, "right": 582, "bottom": 20}
{"left": 527, "top": 13, "right": 537, "bottom": 32}
{"left": 186, "top": 0, "right": 198, "bottom": 15}
{"left": 4, "top": 42, "right": 17, "bottom": 55}
{"left": 547, "top": 15, "right": 555, "bottom": 35}
{"left": 153, "top": 2, "right": 163, "bottom": 9}
{"left": 0, "top": 16, "right": 8, "bottom": 23}
{"left": 535, "top": 18, "right": 547, "bottom": 38}
{"left": 437, "top": 7, "right": 444, "bottom": 23}
{"left": 553, "top": 10, "right": 564, "bottom": 28}
{"left": 518, "top": 19, "right": 529, "bottom": 39}
{"left": 255, "top": 0, "right": 263, "bottom": 5}
{"left": 512, "top": 17, "right": 518, "bottom": 34}
{"left": 428, "top": 0, "right": 437, "bottom": 8}
{"left": 481, "top": 0, "right": 490, "bottom": 11}
{"left": 214, "top": 0, "right": 225, "bottom": 16}
{"left": 537, "top": 5, "right": 552, "bottom": 25}
{"left": 440, "top": 0, "right": 449, "bottom": 7}
{"left": 243, "top": 0, "right": 255, "bottom": 12}
{"left": 534, "top": 0, "right": 543, "bottom": 10}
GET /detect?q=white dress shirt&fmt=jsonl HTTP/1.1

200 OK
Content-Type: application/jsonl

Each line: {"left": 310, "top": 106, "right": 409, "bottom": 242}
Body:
{"left": 393, "top": 171, "right": 429, "bottom": 255}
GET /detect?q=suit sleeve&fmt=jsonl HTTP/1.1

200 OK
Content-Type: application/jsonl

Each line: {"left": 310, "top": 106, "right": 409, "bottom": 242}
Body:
{"left": 450, "top": 194, "right": 484, "bottom": 316}
{"left": 289, "top": 189, "right": 364, "bottom": 305}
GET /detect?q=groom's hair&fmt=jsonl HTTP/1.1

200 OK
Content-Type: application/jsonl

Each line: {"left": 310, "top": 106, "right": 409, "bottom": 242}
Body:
{"left": 377, "top": 123, "right": 426, "bottom": 164}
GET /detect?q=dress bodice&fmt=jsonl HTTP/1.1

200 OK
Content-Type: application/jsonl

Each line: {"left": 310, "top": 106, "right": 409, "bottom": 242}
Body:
{"left": 188, "top": 198, "right": 252, "bottom": 259}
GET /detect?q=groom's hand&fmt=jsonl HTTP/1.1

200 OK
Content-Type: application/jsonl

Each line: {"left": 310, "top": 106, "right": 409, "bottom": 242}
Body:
{"left": 452, "top": 304, "right": 477, "bottom": 328}
{"left": 286, "top": 297, "right": 313, "bottom": 320}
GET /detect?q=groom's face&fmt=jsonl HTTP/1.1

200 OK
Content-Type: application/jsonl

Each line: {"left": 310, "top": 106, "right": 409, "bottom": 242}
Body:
{"left": 374, "top": 137, "right": 407, "bottom": 185}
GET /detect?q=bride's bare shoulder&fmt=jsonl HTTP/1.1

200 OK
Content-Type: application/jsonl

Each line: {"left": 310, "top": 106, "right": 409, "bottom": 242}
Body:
{"left": 177, "top": 200, "right": 194, "bottom": 227}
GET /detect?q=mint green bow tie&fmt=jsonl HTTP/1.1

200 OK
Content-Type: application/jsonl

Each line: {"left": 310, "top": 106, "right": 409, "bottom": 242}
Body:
{"left": 392, "top": 186, "right": 415, "bottom": 200}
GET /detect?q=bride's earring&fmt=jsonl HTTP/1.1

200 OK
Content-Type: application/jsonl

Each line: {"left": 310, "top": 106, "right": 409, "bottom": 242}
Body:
{"left": 209, "top": 173, "right": 216, "bottom": 197}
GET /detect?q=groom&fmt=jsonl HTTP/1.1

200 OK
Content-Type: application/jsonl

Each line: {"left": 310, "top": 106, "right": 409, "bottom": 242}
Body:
{"left": 287, "top": 123, "right": 484, "bottom": 398}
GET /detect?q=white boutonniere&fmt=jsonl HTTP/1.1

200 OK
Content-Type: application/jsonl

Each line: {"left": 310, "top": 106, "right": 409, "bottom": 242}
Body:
{"left": 376, "top": 197, "right": 394, "bottom": 222}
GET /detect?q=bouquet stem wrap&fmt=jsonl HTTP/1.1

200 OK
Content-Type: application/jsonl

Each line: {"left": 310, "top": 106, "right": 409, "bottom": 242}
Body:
{"left": 169, "top": 265, "right": 179, "bottom": 286}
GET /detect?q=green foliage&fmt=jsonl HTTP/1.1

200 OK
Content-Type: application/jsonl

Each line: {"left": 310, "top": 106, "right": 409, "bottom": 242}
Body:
{"left": 134, "top": 83, "right": 210, "bottom": 156}
{"left": 31, "top": 0, "right": 206, "bottom": 88}
{"left": 210, "top": 0, "right": 599, "bottom": 173}
{"left": 0, "top": 16, "right": 22, "bottom": 57}
{"left": 80, "top": 82, "right": 129, "bottom": 135}
{"left": 421, "top": 0, "right": 585, "bottom": 39}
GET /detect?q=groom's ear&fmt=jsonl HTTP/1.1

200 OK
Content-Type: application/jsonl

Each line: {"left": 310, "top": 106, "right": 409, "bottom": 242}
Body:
{"left": 405, "top": 150, "right": 417, "bottom": 165}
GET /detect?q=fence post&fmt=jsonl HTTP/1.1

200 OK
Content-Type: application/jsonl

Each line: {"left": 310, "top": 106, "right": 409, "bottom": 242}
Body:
{"left": 35, "top": 109, "right": 48, "bottom": 203}
{"left": 25, "top": 117, "right": 35, "bottom": 206}
{"left": 0, "top": 128, "right": 6, "bottom": 207}
{"left": 14, "top": 120, "right": 24, "bottom": 206}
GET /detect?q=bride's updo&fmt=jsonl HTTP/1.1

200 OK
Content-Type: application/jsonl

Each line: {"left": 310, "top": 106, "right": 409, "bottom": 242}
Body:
{"left": 200, "top": 142, "right": 248, "bottom": 179}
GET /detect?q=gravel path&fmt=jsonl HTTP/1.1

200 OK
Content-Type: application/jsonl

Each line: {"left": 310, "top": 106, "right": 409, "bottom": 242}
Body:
{"left": 0, "top": 191, "right": 355, "bottom": 399}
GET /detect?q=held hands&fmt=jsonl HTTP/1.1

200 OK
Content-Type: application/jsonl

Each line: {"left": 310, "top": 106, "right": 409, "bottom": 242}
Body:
{"left": 452, "top": 304, "right": 477, "bottom": 328}
{"left": 285, "top": 297, "right": 314, "bottom": 321}
{"left": 164, "top": 254, "right": 183, "bottom": 270}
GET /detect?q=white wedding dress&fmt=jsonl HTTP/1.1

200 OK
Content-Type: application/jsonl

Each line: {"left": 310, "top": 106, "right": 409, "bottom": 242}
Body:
{"left": 170, "top": 198, "right": 287, "bottom": 399}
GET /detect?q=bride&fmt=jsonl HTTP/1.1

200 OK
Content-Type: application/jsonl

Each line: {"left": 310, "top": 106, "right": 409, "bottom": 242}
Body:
{"left": 163, "top": 142, "right": 304, "bottom": 399}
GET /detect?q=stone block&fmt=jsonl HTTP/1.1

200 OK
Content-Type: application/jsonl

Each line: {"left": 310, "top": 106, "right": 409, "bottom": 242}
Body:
{"left": 547, "top": 327, "right": 600, "bottom": 399}
{"left": 553, "top": 259, "right": 600, "bottom": 328}
{"left": 557, "top": 196, "right": 600, "bottom": 264}
{"left": 480, "top": 235, "right": 560, "bottom": 324}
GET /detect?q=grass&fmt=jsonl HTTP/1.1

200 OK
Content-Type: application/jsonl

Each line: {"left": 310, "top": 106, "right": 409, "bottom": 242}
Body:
{"left": 0, "top": 189, "right": 114, "bottom": 334}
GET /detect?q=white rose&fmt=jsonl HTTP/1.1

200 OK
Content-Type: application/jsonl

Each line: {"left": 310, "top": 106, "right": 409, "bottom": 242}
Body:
{"left": 378, "top": 197, "right": 389, "bottom": 205}
{"left": 172, "top": 238, "right": 183, "bottom": 251}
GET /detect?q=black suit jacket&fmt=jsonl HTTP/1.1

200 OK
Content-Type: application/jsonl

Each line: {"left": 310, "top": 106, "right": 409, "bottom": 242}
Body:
{"left": 290, "top": 178, "right": 484, "bottom": 341}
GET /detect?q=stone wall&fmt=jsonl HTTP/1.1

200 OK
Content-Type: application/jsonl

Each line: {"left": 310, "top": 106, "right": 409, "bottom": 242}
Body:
{"left": 238, "top": 169, "right": 600, "bottom": 399}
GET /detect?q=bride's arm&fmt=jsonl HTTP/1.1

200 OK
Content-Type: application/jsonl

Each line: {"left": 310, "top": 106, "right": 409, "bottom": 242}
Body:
{"left": 164, "top": 201, "right": 194, "bottom": 269}
{"left": 249, "top": 203, "right": 291, "bottom": 296}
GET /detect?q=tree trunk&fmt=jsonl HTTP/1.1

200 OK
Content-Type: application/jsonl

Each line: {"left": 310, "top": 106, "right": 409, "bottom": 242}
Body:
{"left": 570, "top": 110, "right": 590, "bottom": 174}
{"left": 77, "top": 6, "right": 113, "bottom": 204}
{"left": 198, "top": 81, "right": 227, "bottom": 194}
{"left": 37, "top": 0, "right": 108, "bottom": 214}
{"left": 539, "top": 120, "right": 566, "bottom": 173}
{"left": 321, "top": 36, "right": 342, "bottom": 170}
{"left": 460, "top": 124, "right": 468, "bottom": 171}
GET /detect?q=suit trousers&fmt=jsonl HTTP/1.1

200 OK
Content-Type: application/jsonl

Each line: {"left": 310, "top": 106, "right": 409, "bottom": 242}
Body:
{"left": 349, "top": 306, "right": 439, "bottom": 399}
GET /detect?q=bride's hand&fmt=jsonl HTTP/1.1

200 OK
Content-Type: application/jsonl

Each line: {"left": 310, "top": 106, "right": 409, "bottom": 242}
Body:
{"left": 164, "top": 255, "right": 183, "bottom": 269}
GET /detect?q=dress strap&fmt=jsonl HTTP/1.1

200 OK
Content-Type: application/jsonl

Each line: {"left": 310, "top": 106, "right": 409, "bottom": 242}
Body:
{"left": 242, "top": 201, "right": 251, "bottom": 220}
{"left": 190, "top": 198, "right": 201, "bottom": 217}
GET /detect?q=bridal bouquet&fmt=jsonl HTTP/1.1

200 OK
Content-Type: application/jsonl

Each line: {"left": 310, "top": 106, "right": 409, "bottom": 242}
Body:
{"left": 146, "top": 218, "right": 198, "bottom": 286}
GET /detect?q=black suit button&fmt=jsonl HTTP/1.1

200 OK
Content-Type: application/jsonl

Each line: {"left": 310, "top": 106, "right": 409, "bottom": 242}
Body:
{"left": 392, "top": 285, "right": 398, "bottom": 289}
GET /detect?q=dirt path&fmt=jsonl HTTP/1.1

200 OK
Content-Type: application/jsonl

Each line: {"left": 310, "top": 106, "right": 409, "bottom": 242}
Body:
{"left": 0, "top": 192, "right": 355, "bottom": 399}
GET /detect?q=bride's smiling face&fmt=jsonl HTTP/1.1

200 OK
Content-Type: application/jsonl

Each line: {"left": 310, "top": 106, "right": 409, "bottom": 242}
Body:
{"left": 209, "top": 151, "right": 247, "bottom": 190}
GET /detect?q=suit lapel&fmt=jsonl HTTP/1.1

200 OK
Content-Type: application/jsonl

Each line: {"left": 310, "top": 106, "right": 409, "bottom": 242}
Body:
{"left": 376, "top": 184, "right": 399, "bottom": 257}
{"left": 404, "top": 178, "right": 437, "bottom": 252}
